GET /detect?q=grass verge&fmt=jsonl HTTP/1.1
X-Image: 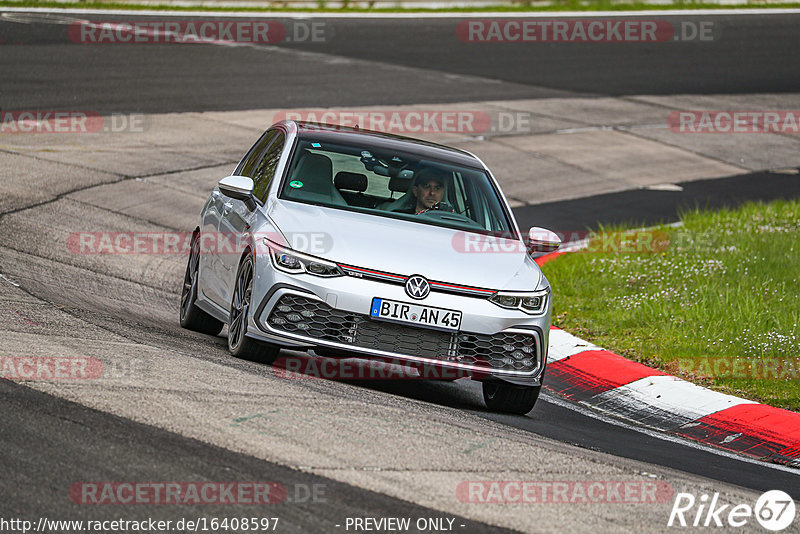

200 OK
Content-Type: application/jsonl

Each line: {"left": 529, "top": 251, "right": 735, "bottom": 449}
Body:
{"left": 2, "top": 0, "right": 800, "bottom": 12}
{"left": 543, "top": 198, "right": 800, "bottom": 411}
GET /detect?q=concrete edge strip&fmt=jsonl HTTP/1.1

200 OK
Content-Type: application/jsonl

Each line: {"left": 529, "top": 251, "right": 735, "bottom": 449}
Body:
{"left": 535, "top": 252, "right": 800, "bottom": 468}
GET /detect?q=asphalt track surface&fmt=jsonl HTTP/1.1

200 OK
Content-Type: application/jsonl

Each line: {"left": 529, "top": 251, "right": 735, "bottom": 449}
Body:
{"left": 1, "top": 379, "right": 508, "bottom": 533}
{"left": 2, "top": 10, "right": 800, "bottom": 532}
{"left": 513, "top": 169, "right": 800, "bottom": 233}
{"left": 0, "top": 13, "right": 799, "bottom": 113}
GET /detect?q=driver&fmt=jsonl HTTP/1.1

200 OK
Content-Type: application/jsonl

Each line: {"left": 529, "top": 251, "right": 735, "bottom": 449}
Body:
{"left": 409, "top": 167, "right": 455, "bottom": 215}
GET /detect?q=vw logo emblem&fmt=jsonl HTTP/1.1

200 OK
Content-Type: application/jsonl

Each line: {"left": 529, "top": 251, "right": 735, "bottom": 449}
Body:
{"left": 405, "top": 275, "right": 430, "bottom": 300}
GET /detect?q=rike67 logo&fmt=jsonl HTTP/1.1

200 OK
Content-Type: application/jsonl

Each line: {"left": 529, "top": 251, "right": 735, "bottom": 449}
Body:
{"left": 668, "top": 490, "right": 796, "bottom": 531}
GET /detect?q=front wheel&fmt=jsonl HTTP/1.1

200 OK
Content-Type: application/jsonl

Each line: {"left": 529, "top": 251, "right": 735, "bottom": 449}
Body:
{"left": 482, "top": 381, "right": 541, "bottom": 415}
{"left": 228, "top": 254, "right": 280, "bottom": 364}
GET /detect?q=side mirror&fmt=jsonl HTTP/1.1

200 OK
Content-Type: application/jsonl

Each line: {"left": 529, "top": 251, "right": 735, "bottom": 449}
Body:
{"left": 218, "top": 175, "right": 256, "bottom": 211}
{"left": 528, "top": 227, "right": 561, "bottom": 254}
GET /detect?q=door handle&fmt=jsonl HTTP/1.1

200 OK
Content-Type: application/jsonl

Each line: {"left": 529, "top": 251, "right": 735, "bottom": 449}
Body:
{"left": 222, "top": 202, "right": 233, "bottom": 214}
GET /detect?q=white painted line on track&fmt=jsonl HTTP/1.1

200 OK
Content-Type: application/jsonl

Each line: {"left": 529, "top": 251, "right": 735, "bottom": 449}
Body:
{"left": 591, "top": 375, "right": 757, "bottom": 422}
{"left": 0, "top": 273, "right": 21, "bottom": 287}
{"left": 3, "top": 7, "right": 800, "bottom": 18}
{"left": 540, "top": 391, "right": 800, "bottom": 475}
{"left": 548, "top": 328, "right": 601, "bottom": 363}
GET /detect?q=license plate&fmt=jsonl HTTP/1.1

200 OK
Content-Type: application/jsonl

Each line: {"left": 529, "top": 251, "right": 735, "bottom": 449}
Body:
{"left": 370, "top": 298, "right": 462, "bottom": 332}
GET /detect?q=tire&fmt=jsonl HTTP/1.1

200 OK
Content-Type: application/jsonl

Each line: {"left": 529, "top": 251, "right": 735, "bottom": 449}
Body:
{"left": 228, "top": 254, "right": 281, "bottom": 364}
{"left": 482, "top": 381, "right": 541, "bottom": 415}
{"left": 180, "top": 232, "right": 224, "bottom": 336}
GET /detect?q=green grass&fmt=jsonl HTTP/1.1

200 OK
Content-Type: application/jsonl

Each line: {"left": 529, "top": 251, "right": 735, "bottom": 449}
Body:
{"left": 3, "top": 0, "right": 800, "bottom": 11}
{"left": 543, "top": 199, "right": 800, "bottom": 411}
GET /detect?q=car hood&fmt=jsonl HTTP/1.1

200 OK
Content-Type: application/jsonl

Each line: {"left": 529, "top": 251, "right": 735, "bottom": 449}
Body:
{"left": 266, "top": 200, "right": 542, "bottom": 291}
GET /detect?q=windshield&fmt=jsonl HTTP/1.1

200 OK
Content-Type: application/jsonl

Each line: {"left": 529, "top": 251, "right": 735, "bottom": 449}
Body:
{"left": 278, "top": 138, "right": 514, "bottom": 235}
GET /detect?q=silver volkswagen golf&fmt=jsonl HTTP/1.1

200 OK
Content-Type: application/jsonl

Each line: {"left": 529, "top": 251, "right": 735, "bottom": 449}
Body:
{"left": 180, "top": 121, "right": 560, "bottom": 414}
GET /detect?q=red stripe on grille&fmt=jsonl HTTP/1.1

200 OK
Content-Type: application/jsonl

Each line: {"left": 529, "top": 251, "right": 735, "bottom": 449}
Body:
{"left": 340, "top": 264, "right": 494, "bottom": 294}
{"left": 340, "top": 265, "right": 407, "bottom": 280}
{"left": 430, "top": 281, "right": 495, "bottom": 294}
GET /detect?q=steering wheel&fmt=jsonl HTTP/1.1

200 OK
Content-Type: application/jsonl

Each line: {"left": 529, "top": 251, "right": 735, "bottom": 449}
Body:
{"left": 417, "top": 205, "right": 482, "bottom": 228}
{"left": 416, "top": 201, "right": 456, "bottom": 215}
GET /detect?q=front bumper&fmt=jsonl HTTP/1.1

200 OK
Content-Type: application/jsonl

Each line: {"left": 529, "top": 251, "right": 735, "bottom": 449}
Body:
{"left": 248, "top": 267, "right": 550, "bottom": 386}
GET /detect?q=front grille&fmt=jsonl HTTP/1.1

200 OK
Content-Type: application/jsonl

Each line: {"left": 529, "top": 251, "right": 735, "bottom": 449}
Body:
{"left": 265, "top": 294, "right": 359, "bottom": 343}
{"left": 355, "top": 319, "right": 454, "bottom": 361}
{"left": 266, "top": 294, "right": 539, "bottom": 373}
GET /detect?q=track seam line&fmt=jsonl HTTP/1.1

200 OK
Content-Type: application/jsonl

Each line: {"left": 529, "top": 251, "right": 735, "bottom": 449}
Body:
{"left": 0, "top": 146, "right": 124, "bottom": 176}
{"left": 0, "top": 243, "right": 181, "bottom": 294}
{"left": 0, "top": 158, "right": 237, "bottom": 221}
{"left": 484, "top": 98, "right": 666, "bottom": 130}
{"left": 65, "top": 196, "right": 188, "bottom": 232}
{"left": 612, "top": 126, "right": 752, "bottom": 172}
{"left": 620, "top": 95, "right": 800, "bottom": 142}
{"left": 490, "top": 135, "right": 630, "bottom": 179}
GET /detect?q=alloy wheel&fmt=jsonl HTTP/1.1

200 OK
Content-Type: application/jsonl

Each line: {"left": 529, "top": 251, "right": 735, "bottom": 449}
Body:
{"left": 229, "top": 258, "right": 253, "bottom": 349}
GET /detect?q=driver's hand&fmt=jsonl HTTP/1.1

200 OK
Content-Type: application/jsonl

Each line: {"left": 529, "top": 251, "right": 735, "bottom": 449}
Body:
{"left": 430, "top": 201, "right": 455, "bottom": 213}
{"left": 416, "top": 202, "right": 455, "bottom": 215}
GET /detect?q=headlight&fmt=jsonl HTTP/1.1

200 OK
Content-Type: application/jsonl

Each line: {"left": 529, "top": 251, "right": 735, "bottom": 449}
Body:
{"left": 489, "top": 288, "right": 549, "bottom": 315}
{"left": 265, "top": 239, "right": 343, "bottom": 278}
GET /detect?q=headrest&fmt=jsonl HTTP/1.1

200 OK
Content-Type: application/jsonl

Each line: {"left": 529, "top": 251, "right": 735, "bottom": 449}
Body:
{"left": 295, "top": 152, "right": 333, "bottom": 179}
{"left": 293, "top": 152, "right": 333, "bottom": 194}
{"left": 388, "top": 175, "right": 413, "bottom": 193}
{"left": 334, "top": 171, "right": 368, "bottom": 192}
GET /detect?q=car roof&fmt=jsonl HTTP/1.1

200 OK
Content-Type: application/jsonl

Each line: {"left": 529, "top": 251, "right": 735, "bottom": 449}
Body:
{"left": 285, "top": 121, "right": 485, "bottom": 169}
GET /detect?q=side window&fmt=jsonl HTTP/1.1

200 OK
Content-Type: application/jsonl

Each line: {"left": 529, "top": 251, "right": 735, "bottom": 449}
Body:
{"left": 238, "top": 130, "right": 278, "bottom": 179}
{"left": 252, "top": 132, "right": 286, "bottom": 203}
